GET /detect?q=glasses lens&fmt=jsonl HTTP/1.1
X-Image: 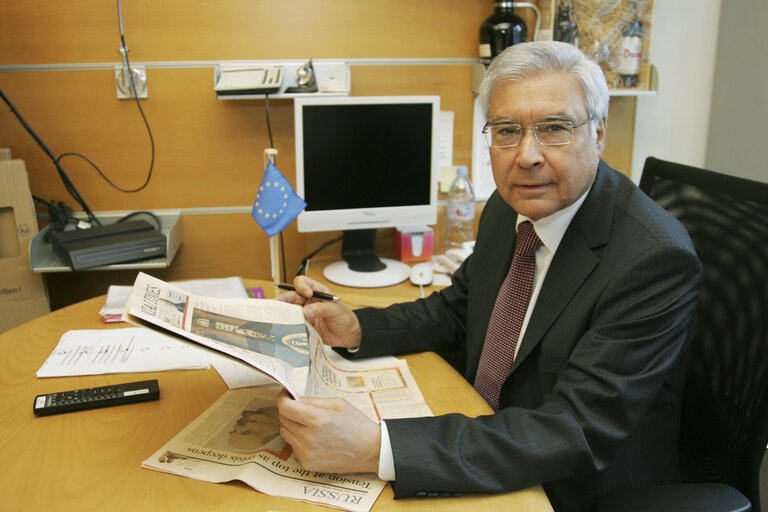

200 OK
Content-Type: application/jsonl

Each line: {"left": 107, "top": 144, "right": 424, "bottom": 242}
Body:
{"left": 534, "top": 121, "right": 574, "bottom": 145}
{"left": 488, "top": 124, "right": 523, "bottom": 147}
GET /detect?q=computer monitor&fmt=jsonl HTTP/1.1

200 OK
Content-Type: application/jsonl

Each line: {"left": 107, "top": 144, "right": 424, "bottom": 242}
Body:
{"left": 294, "top": 95, "right": 440, "bottom": 288}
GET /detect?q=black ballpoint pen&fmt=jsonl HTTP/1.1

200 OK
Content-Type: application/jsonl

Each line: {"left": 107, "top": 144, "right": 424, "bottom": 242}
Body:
{"left": 274, "top": 284, "right": 339, "bottom": 302}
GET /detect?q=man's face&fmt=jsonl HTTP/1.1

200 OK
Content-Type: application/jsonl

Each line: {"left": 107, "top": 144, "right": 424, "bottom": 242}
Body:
{"left": 487, "top": 71, "right": 606, "bottom": 220}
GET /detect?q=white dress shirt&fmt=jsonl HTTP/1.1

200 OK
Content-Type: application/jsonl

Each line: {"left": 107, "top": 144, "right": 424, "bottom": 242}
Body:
{"left": 377, "top": 189, "right": 591, "bottom": 481}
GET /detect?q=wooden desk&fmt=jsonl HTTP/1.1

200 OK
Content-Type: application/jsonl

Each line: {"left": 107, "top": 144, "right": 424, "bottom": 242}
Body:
{"left": 304, "top": 256, "right": 447, "bottom": 308}
{"left": 0, "top": 281, "right": 552, "bottom": 511}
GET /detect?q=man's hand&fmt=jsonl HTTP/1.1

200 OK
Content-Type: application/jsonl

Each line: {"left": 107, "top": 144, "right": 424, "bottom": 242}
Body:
{"left": 276, "top": 275, "right": 335, "bottom": 306}
{"left": 277, "top": 389, "right": 381, "bottom": 474}
{"left": 276, "top": 276, "right": 362, "bottom": 350}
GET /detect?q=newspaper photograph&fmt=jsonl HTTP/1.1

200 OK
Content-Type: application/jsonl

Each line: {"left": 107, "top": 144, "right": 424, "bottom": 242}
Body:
{"left": 126, "top": 272, "right": 433, "bottom": 510}
{"left": 142, "top": 384, "right": 385, "bottom": 512}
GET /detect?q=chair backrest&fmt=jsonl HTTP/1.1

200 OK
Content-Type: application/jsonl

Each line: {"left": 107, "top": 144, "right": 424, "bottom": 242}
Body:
{"left": 639, "top": 157, "right": 768, "bottom": 510}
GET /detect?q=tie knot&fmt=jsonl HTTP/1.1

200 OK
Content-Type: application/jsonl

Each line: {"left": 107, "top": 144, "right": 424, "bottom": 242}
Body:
{"left": 515, "top": 221, "right": 542, "bottom": 257}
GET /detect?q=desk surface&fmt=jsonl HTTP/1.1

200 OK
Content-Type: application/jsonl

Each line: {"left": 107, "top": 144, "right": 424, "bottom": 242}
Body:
{"left": 303, "top": 256, "right": 447, "bottom": 309}
{"left": 0, "top": 280, "right": 552, "bottom": 511}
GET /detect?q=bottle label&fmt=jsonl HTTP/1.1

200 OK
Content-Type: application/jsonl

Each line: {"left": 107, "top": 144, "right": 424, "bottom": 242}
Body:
{"left": 479, "top": 43, "right": 491, "bottom": 58}
{"left": 617, "top": 36, "right": 642, "bottom": 75}
{"left": 447, "top": 202, "right": 475, "bottom": 222}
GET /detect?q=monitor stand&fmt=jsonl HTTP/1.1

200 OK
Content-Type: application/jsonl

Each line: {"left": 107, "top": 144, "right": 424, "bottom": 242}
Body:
{"left": 323, "top": 229, "right": 410, "bottom": 288}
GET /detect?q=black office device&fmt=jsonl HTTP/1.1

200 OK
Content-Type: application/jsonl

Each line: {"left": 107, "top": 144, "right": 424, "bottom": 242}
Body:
{"left": 33, "top": 379, "right": 160, "bottom": 416}
{"left": 49, "top": 220, "right": 167, "bottom": 270}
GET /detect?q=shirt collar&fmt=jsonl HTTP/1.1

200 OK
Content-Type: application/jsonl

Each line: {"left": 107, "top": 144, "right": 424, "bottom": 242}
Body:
{"left": 516, "top": 187, "right": 591, "bottom": 254}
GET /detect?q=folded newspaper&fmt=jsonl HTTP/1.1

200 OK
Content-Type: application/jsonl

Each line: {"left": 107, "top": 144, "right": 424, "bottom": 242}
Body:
{"left": 123, "top": 272, "right": 433, "bottom": 511}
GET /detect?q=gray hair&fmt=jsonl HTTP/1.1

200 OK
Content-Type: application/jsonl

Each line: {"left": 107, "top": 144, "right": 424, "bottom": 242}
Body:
{"left": 477, "top": 41, "right": 610, "bottom": 126}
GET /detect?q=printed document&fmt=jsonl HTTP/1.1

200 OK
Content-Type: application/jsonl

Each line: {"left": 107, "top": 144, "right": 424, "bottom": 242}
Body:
{"left": 36, "top": 327, "right": 211, "bottom": 377}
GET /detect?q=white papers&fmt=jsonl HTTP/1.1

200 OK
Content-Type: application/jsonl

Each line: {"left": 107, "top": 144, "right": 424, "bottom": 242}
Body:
{"left": 471, "top": 96, "right": 496, "bottom": 200}
{"left": 36, "top": 328, "right": 211, "bottom": 377}
{"left": 438, "top": 110, "right": 454, "bottom": 170}
{"left": 99, "top": 277, "right": 250, "bottom": 322}
{"left": 99, "top": 286, "right": 133, "bottom": 322}
{"left": 171, "top": 276, "right": 250, "bottom": 299}
{"left": 439, "top": 110, "right": 455, "bottom": 193}
{"left": 209, "top": 354, "right": 279, "bottom": 389}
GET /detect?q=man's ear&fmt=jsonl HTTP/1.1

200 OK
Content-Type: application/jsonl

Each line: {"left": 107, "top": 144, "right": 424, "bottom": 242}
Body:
{"left": 595, "top": 118, "right": 607, "bottom": 155}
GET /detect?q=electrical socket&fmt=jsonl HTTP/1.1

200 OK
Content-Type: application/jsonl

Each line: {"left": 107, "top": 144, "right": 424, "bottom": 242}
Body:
{"left": 115, "top": 65, "right": 148, "bottom": 99}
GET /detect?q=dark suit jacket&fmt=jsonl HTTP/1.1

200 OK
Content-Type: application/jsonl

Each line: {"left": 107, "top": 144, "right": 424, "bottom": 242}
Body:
{"left": 352, "top": 161, "right": 703, "bottom": 511}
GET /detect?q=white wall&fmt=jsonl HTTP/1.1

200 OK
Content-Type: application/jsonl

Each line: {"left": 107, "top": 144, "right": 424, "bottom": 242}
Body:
{"left": 630, "top": 0, "right": 722, "bottom": 181}
{"left": 705, "top": 0, "right": 768, "bottom": 182}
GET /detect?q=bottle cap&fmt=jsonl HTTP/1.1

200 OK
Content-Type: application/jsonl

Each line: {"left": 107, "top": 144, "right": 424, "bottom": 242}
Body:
{"left": 457, "top": 166, "right": 468, "bottom": 177}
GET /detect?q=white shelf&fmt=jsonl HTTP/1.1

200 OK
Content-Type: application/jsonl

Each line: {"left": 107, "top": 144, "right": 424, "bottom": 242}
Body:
{"left": 608, "top": 65, "right": 659, "bottom": 97}
{"left": 214, "top": 60, "right": 350, "bottom": 100}
{"left": 218, "top": 91, "right": 349, "bottom": 100}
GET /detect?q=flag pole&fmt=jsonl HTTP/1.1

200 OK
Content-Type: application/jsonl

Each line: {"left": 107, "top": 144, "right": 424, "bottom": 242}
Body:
{"left": 264, "top": 148, "right": 281, "bottom": 285}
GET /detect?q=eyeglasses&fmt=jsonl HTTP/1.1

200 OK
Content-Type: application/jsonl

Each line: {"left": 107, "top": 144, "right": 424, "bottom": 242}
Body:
{"left": 482, "top": 116, "right": 595, "bottom": 148}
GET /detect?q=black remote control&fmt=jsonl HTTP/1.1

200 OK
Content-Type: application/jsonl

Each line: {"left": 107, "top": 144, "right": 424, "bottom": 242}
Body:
{"left": 33, "top": 379, "right": 160, "bottom": 416}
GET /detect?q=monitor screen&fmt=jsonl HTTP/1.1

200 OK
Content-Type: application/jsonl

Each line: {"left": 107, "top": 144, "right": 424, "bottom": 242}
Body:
{"left": 294, "top": 95, "right": 440, "bottom": 287}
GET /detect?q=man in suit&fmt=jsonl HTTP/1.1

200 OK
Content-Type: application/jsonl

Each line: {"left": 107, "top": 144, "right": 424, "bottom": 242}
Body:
{"left": 276, "top": 41, "right": 702, "bottom": 511}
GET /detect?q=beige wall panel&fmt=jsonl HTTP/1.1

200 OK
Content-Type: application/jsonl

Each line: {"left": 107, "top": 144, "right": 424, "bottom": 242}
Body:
{"left": 1, "top": 0, "right": 493, "bottom": 64}
{"left": 0, "top": 69, "right": 295, "bottom": 211}
{"left": 1, "top": 0, "right": 642, "bottom": 308}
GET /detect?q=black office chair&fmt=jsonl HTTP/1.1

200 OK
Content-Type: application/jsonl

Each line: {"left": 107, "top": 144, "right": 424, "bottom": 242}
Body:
{"left": 596, "top": 157, "right": 768, "bottom": 512}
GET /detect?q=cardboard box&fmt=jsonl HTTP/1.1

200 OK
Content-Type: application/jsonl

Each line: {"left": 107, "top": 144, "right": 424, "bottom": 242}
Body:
{"left": 0, "top": 156, "right": 50, "bottom": 332}
{"left": 394, "top": 226, "right": 434, "bottom": 263}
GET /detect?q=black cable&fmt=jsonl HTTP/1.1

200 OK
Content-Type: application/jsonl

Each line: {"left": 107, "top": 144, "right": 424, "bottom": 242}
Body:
{"left": 294, "top": 235, "right": 343, "bottom": 278}
{"left": 110, "top": 28, "right": 155, "bottom": 193}
{"left": 58, "top": 147, "right": 152, "bottom": 193}
{"left": 0, "top": 1, "right": 155, "bottom": 231}
{"left": 116, "top": 210, "right": 163, "bottom": 231}
{"left": 278, "top": 232, "right": 287, "bottom": 282}
{"left": 32, "top": 195, "right": 160, "bottom": 239}
{"left": 32, "top": 195, "right": 76, "bottom": 238}
{"left": 265, "top": 93, "right": 275, "bottom": 149}
{"left": 0, "top": 88, "right": 101, "bottom": 226}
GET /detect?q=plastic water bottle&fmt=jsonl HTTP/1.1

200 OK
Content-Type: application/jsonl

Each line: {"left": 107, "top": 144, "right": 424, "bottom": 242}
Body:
{"left": 444, "top": 166, "right": 475, "bottom": 252}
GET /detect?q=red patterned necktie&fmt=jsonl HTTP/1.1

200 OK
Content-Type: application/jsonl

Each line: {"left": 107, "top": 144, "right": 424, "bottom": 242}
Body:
{"left": 474, "top": 221, "right": 542, "bottom": 411}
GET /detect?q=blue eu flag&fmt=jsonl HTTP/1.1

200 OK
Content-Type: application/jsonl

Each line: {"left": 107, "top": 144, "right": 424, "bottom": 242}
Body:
{"left": 251, "top": 160, "right": 306, "bottom": 237}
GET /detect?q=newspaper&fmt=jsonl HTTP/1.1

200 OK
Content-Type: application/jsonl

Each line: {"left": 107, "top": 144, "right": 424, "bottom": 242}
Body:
{"left": 142, "top": 384, "right": 385, "bottom": 511}
{"left": 124, "top": 272, "right": 432, "bottom": 511}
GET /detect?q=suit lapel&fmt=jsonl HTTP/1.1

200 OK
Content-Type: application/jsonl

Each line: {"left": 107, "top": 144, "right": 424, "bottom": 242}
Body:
{"left": 511, "top": 162, "right": 617, "bottom": 367}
